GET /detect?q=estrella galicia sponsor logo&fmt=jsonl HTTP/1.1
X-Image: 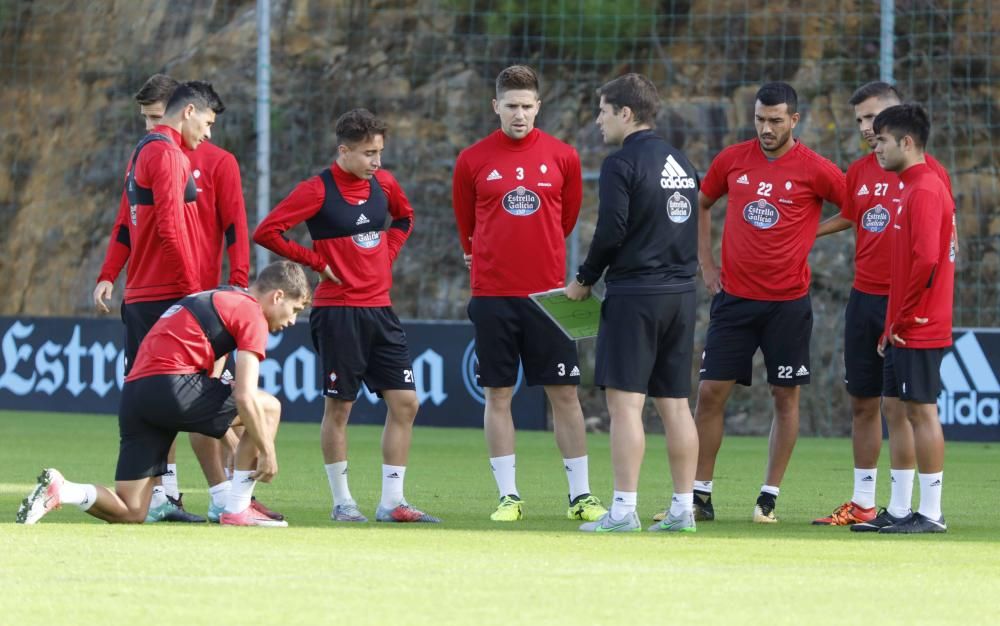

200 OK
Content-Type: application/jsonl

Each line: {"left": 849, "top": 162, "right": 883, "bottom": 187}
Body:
{"left": 666, "top": 192, "right": 692, "bottom": 223}
{"left": 461, "top": 339, "right": 523, "bottom": 404}
{"left": 938, "top": 332, "right": 1000, "bottom": 431}
{"left": 861, "top": 204, "right": 890, "bottom": 233}
{"left": 352, "top": 231, "right": 381, "bottom": 249}
{"left": 742, "top": 198, "right": 780, "bottom": 229}
{"left": 502, "top": 186, "right": 541, "bottom": 216}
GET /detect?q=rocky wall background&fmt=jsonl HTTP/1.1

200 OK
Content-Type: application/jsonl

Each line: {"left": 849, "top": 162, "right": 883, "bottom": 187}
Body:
{"left": 1, "top": 0, "right": 997, "bottom": 433}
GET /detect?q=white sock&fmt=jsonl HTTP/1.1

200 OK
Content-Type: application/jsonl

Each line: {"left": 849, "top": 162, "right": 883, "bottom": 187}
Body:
{"left": 380, "top": 464, "right": 406, "bottom": 510}
{"left": 490, "top": 454, "right": 518, "bottom": 498}
{"left": 917, "top": 472, "right": 943, "bottom": 520}
{"left": 150, "top": 486, "right": 168, "bottom": 508}
{"left": 563, "top": 456, "right": 591, "bottom": 501}
{"left": 852, "top": 468, "right": 877, "bottom": 509}
{"left": 224, "top": 467, "right": 233, "bottom": 481}
{"left": 324, "top": 461, "right": 354, "bottom": 505}
{"left": 760, "top": 484, "right": 780, "bottom": 497}
{"left": 694, "top": 480, "right": 713, "bottom": 493}
{"left": 888, "top": 468, "right": 915, "bottom": 518}
{"left": 58, "top": 480, "right": 97, "bottom": 512}
{"left": 225, "top": 470, "right": 256, "bottom": 514}
{"left": 209, "top": 481, "right": 231, "bottom": 509}
{"left": 162, "top": 464, "right": 180, "bottom": 500}
{"left": 669, "top": 492, "right": 694, "bottom": 517}
{"left": 610, "top": 491, "right": 637, "bottom": 520}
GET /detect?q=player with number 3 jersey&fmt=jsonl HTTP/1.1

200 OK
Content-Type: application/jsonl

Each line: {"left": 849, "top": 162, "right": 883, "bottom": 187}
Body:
{"left": 452, "top": 65, "right": 606, "bottom": 523}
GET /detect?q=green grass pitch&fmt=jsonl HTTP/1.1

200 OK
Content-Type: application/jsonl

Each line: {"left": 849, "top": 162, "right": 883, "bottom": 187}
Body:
{"left": 1, "top": 411, "right": 998, "bottom": 625}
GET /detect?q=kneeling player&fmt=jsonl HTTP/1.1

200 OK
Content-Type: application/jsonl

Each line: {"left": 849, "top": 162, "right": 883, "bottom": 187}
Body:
{"left": 16, "top": 261, "right": 309, "bottom": 527}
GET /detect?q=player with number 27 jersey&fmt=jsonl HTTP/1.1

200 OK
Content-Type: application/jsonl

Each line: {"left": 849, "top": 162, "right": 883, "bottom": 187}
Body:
{"left": 842, "top": 152, "right": 951, "bottom": 296}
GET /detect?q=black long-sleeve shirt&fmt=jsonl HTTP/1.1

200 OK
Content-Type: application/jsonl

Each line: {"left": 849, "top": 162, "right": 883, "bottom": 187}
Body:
{"left": 577, "top": 129, "right": 699, "bottom": 295}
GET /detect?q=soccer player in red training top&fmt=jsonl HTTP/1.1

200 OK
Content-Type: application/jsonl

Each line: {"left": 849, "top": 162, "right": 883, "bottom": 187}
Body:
{"left": 812, "top": 83, "right": 952, "bottom": 529}
{"left": 254, "top": 108, "right": 439, "bottom": 524}
{"left": 695, "top": 82, "right": 846, "bottom": 523}
{"left": 867, "top": 104, "right": 955, "bottom": 534}
{"left": 16, "top": 261, "right": 309, "bottom": 527}
{"left": 93, "top": 76, "right": 270, "bottom": 525}
{"left": 452, "top": 65, "right": 606, "bottom": 522}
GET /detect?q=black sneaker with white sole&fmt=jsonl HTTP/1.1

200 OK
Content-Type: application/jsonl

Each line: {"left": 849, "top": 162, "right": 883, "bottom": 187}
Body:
{"left": 850, "top": 507, "right": 911, "bottom": 532}
{"left": 878, "top": 512, "right": 947, "bottom": 534}
{"left": 693, "top": 490, "right": 715, "bottom": 521}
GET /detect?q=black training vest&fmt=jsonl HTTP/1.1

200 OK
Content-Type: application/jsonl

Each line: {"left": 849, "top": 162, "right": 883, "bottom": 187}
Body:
{"left": 125, "top": 132, "right": 198, "bottom": 210}
{"left": 176, "top": 286, "right": 246, "bottom": 360}
{"left": 304, "top": 169, "right": 389, "bottom": 241}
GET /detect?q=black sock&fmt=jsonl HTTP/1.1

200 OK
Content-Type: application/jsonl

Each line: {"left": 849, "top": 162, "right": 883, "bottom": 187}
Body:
{"left": 756, "top": 492, "right": 777, "bottom": 509}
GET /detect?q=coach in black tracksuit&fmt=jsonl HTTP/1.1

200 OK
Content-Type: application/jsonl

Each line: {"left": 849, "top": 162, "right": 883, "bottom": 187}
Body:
{"left": 568, "top": 74, "right": 701, "bottom": 532}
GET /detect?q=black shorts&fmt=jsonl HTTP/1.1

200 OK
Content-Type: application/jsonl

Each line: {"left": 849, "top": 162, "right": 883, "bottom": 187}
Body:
{"left": 468, "top": 296, "right": 580, "bottom": 387}
{"left": 882, "top": 345, "right": 944, "bottom": 404}
{"left": 115, "top": 374, "right": 236, "bottom": 481}
{"left": 699, "top": 291, "right": 812, "bottom": 387}
{"left": 596, "top": 292, "right": 696, "bottom": 398}
{"left": 310, "top": 306, "right": 415, "bottom": 399}
{"left": 121, "top": 298, "right": 179, "bottom": 375}
{"left": 844, "top": 288, "right": 888, "bottom": 398}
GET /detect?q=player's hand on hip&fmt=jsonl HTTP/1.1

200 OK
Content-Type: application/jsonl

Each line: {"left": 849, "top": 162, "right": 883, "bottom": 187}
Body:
{"left": 93, "top": 280, "right": 113, "bottom": 314}
{"left": 320, "top": 265, "right": 342, "bottom": 284}
{"left": 463, "top": 253, "right": 473, "bottom": 270}
{"left": 565, "top": 280, "right": 590, "bottom": 301}
{"left": 252, "top": 453, "right": 278, "bottom": 483}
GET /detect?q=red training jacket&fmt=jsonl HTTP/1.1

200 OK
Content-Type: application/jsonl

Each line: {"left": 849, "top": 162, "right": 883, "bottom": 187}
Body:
{"left": 98, "top": 139, "right": 250, "bottom": 293}
{"left": 885, "top": 162, "right": 956, "bottom": 348}
{"left": 701, "top": 139, "right": 846, "bottom": 301}
{"left": 98, "top": 125, "right": 200, "bottom": 303}
{"left": 842, "top": 152, "right": 951, "bottom": 295}
{"left": 253, "top": 164, "right": 414, "bottom": 307}
{"left": 452, "top": 128, "right": 583, "bottom": 297}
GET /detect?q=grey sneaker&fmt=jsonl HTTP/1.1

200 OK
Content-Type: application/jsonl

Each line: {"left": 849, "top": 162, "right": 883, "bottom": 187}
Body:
{"left": 579, "top": 511, "right": 641, "bottom": 533}
{"left": 331, "top": 502, "right": 368, "bottom": 522}
{"left": 375, "top": 503, "right": 441, "bottom": 523}
{"left": 647, "top": 509, "right": 697, "bottom": 533}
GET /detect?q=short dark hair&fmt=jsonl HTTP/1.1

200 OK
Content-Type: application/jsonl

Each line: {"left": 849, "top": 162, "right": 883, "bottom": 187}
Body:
{"left": 335, "top": 108, "right": 388, "bottom": 146}
{"left": 254, "top": 260, "right": 311, "bottom": 303}
{"left": 597, "top": 73, "right": 660, "bottom": 126}
{"left": 495, "top": 65, "right": 539, "bottom": 99}
{"left": 755, "top": 81, "right": 798, "bottom": 114}
{"left": 872, "top": 103, "right": 930, "bottom": 149}
{"left": 135, "top": 74, "right": 179, "bottom": 106}
{"left": 164, "top": 80, "right": 225, "bottom": 116}
{"left": 849, "top": 81, "right": 902, "bottom": 107}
